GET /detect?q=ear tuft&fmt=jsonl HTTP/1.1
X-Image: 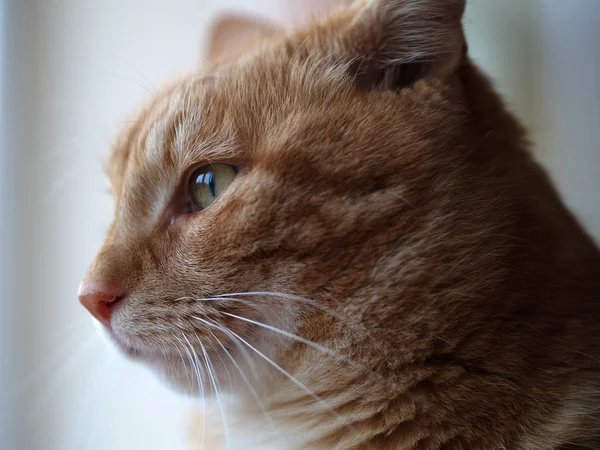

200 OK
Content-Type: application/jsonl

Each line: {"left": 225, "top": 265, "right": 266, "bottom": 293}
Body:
{"left": 339, "top": 0, "right": 467, "bottom": 90}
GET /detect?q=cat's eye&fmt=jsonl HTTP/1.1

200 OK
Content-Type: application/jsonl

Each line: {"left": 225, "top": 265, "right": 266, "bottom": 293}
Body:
{"left": 189, "top": 164, "right": 238, "bottom": 211}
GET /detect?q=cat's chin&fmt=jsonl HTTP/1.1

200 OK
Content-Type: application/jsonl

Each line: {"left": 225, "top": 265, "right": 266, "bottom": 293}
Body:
{"left": 150, "top": 360, "right": 203, "bottom": 396}
{"left": 115, "top": 342, "right": 202, "bottom": 395}
{"left": 94, "top": 320, "right": 237, "bottom": 398}
{"left": 97, "top": 326, "right": 211, "bottom": 396}
{"left": 96, "top": 324, "right": 143, "bottom": 360}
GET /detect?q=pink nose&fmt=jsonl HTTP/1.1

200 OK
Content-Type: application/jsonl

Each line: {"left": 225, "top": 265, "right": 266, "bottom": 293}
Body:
{"left": 78, "top": 282, "right": 126, "bottom": 329}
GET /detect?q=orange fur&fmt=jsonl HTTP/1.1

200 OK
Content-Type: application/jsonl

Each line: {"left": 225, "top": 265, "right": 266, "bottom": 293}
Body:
{"left": 82, "top": 0, "right": 600, "bottom": 448}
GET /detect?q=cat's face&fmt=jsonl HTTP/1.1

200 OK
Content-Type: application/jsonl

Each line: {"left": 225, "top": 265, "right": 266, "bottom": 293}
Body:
{"left": 80, "top": 0, "right": 468, "bottom": 396}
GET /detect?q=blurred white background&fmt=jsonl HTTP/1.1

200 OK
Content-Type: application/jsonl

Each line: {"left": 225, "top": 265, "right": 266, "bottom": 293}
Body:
{"left": 1, "top": 1, "right": 598, "bottom": 450}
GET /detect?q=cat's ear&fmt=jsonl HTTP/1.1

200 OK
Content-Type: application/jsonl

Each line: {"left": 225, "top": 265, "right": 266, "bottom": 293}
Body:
{"left": 204, "top": 14, "right": 281, "bottom": 65}
{"left": 331, "top": 0, "right": 467, "bottom": 90}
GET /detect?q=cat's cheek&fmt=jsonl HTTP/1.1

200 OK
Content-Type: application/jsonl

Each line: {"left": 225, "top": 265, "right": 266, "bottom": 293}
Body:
{"left": 169, "top": 212, "right": 211, "bottom": 239}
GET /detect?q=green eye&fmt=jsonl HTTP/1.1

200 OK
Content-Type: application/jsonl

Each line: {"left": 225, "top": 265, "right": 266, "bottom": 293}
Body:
{"left": 189, "top": 164, "right": 238, "bottom": 211}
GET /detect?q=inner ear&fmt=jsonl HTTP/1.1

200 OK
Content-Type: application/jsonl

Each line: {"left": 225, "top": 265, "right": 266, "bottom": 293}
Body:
{"left": 337, "top": 0, "right": 466, "bottom": 91}
{"left": 352, "top": 60, "right": 426, "bottom": 92}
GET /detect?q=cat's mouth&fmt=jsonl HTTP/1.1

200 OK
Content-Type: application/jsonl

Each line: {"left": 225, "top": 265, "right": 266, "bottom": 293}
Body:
{"left": 98, "top": 323, "right": 161, "bottom": 362}
{"left": 103, "top": 326, "right": 230, "bottom": 395}
{"left": 105, "top": 326, "right": 210, "bottom": 366}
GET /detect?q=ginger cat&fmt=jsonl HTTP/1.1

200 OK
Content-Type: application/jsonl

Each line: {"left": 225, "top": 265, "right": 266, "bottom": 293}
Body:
{"left": 79, "top": 0, "right": 600, "bottom": 448}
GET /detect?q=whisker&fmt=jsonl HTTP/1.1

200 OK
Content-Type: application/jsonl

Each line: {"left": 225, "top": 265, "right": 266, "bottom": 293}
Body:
{"left": 193, "top": 315, "right": 260, "bottom": 383}
{"left": 197, "top": 334, "right": 231, "bottom": 450}
{"left": 110, "top": 54, "right": 156, "bottom": 93}
{"left": 203, "top": 327, "right": 235, "bottom": 395}
{"left": 215, "top": 291, "right": 349, "bottom": 323}
{"left": 175, "top": 296, "right": 256, "bottom": 308}
{"left": 200, "top": 317, "right": 275, "bottom": 428}
{"left": 184, "top": 68, "right": 197, "bottom": 115}
{"left": 221, "top": 312, "right": 364, "bottom": 370}
{"left": 29, "top": 331, "right": 100, "bottom": 423}
{"left": 103, "top": 71, "right": 155, "bottom": 97}
{"left": 169, "top": 342, "right": 203, "bottom": 449}
{"left": 175, "top": 334, "right": 206, "bottom": 450}
{"left": 216, "top": 324, "right": 352, "bottom": 431}
{"left": 387, "top": 190, "right": 415, "bottom": 208}
{"left": 169, "top": 339, "right": 192, "bottom": 388}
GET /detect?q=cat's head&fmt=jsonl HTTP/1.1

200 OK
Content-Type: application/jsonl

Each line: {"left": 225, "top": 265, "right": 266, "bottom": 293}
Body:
{"left": 80, "top": 0, "right": 479, "bottom": 396}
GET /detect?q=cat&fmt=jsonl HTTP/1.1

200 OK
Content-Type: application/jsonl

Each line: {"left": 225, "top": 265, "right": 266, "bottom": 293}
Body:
{"left": 78, "top": 0, "right": 600, "bottom": 448}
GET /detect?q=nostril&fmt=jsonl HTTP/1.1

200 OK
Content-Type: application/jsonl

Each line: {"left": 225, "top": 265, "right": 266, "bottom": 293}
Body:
{"left": 107, "top": 295, "right": 125, "bottom": 312}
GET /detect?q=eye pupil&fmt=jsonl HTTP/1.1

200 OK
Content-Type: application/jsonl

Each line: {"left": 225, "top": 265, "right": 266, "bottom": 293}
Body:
{"left": 189, "top": 164, "right": 238, "bottom": 212}
{"left": 208, "top": 172, "right": 216, "bottom": 197}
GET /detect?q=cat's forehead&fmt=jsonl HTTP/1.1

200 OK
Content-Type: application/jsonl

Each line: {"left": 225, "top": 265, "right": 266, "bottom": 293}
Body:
{"left": 108, "top": 78, "right": 231, "bottom": 188}
{"left": 107, "top": 54, "right": 351, "bottom": 194}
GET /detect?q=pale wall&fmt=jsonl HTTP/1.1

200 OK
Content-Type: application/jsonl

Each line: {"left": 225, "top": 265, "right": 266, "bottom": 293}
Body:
{"left": 1, "top": 1, "right": 598, "bottom": 449}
